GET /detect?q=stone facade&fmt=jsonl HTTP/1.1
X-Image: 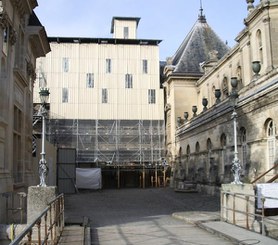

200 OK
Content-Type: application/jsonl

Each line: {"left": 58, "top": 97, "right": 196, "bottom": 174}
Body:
{"left": 0, "top": 0, "right": 50, "bottom": 223}
{"left": 164, "top": 0, "right": 278, "bottom": 187}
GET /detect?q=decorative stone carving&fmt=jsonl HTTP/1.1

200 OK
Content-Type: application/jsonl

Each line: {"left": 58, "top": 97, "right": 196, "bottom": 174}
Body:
{"left": 230, "top": 77, "right": 238, "bottom": 89}
{"left": 9, "top": 28, "right": 17, "bottom": 45}
{"left": 166, "top": 57, "right": 173, "bottom": 65}
{"left": 184, "top": 112, "right": 188, "bottom": 121}
{"left": 215, "top": 89, "right": 221, "bottom": 104}
{"left": 0, "top": 11, "right": 8, "bottom": 28}
{"left": 246, "top": 0, "right": 254, "bottom": 12}
{"left": 252, "top": 61, "right": 261, "bottom": 77}
{"left": 263, "top": 17, "right": 271, "bottom": 23}
{"left": 164, "top": 103, "right": 171, "bottom": 112}
{"left": 11, "top": 0, "right": 27, "bottom": 19}
{"left": 177, "top": 117, "right": 182, "bottom": 127}
{"left": 192, "top": 106, "right": 197, "bottom": 117}
{"left": 208, "top": 50, "right": 218, "bottom": 61}
{"left": 27, "top": 62, "right": 36, "bottom": 81}
{"left": 202, "top": 98, "right": 208, "bottom": 111}
{"left": 0, "top": 1, "right": 3, "bottom": 14}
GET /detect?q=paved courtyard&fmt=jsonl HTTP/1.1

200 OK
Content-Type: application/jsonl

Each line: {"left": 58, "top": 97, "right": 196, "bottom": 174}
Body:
{"left": 64, "top": 188, "right": 236, "bottom": 244}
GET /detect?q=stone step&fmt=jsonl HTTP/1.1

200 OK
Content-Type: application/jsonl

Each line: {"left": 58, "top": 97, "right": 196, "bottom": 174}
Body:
{"left": 58, "top": 225, "right": 84, "bottom": 245}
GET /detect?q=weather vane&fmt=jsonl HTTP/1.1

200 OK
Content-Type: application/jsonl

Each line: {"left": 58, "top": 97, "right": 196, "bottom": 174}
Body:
{"left": 200, "top": 0, "right": 203, "bottom": 16}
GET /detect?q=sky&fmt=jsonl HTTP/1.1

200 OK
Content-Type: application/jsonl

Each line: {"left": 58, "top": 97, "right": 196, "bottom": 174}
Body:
{"left": 34, "top": 0, "right": 260, "bottom": 60}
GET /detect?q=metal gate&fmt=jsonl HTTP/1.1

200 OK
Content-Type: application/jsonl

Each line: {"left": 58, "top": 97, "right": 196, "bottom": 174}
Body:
{"left": 57, "top": 148, "right": 76, "bottom": 194}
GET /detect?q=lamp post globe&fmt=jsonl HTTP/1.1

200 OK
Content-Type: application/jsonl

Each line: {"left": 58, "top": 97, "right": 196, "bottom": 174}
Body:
{"left": 39, "top": 88, "right": 50, "bottom": 104}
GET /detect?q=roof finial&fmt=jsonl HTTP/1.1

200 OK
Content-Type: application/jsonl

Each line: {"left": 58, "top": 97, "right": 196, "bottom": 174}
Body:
{"left": 246, "top": 0, "right": 254, "bottom": 13}
{"left": 198, "top": 0, "right": 206, "bottom": 23}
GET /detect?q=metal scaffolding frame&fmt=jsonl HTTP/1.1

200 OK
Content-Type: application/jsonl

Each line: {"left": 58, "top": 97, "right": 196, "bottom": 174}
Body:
{"left": 46, "top": 118, "right": 165, "bottom": 166}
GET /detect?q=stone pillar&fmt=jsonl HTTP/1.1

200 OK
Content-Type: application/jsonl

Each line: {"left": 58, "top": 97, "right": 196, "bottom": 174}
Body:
{"left": 221, "top": 184, "right": 255, "bottom": 228}
{"left": 27, "top": 186, "right": 57, "bottom": 224}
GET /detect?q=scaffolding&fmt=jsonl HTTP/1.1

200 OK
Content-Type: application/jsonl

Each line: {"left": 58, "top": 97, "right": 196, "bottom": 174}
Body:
{"left": 46, "top": 118, "right": 165, "bottom": 166}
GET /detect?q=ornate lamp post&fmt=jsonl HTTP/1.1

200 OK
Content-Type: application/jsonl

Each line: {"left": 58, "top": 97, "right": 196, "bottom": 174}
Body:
{"left": 38, "top": 88, "right": 50, "bottom": 187}
{"left": 230, "top": 77, "right": 242, "bottom": 184}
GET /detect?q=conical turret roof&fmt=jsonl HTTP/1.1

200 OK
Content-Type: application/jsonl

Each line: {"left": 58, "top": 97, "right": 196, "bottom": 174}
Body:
{"left": 171, "top": 11, "right": 229, "bottom": 74}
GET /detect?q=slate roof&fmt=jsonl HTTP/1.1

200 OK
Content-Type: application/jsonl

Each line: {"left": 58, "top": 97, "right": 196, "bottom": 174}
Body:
{"left": 171, "top": 13, "right": 229, "bottom": 74}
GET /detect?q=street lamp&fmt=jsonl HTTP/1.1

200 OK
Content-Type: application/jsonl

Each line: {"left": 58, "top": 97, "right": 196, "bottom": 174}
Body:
{"left": 38, "top": 87, "right": 50, "bottom": 187}
{"left": 230, "top": 77, "right": 242, "bottom": 184}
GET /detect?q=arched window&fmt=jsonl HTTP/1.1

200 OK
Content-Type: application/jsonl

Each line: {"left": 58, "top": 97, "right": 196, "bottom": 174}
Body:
{"left": 220, "top": 133, "right": 227, "bottom": 148}
{"left": 195, "top": 142, "right": 200, "bottom": 153}
{"left": 186, "top": 145, "right": 190, "bottom": 156}
{"left": 1, "top": 58, "right": 7, "bottom": 117}
{"left": 185, "top": 145, "right": 191, "bottom": 176}
{"left": 266, "top": 119, "right": 276, "bottom": 168}
{"left": 206, "top": 138, "right": 213, "bottom": 179}
{"left": 256, "top": 29, "right": 263, "bottom": 64}
{"left": 207, "top": 138, "right": 212, "bottom": 152}
{"left": 240, "top": 127, "right": 247, "bottom": 168}
{"left": 220, "top": 133, "right": 227, "bottom": 179}
{"left": 178, "top": 147, "right": 182, "bottom": 164}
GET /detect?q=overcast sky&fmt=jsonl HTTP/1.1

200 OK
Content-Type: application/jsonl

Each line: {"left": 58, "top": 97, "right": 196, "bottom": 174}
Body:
{"left": 35, "top": 0, "right": 259, "bottom": 60}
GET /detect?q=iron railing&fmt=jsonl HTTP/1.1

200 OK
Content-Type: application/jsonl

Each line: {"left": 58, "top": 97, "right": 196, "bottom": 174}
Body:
{"left": 9, "top": 193, "right": 64, "bottom": 245}
{"left": 251, "top": 164, "right": 278, "bottom": 184}
{"left": 1, "top": 191, "right": 27, "bottom": 224}
{"left": 221, "top": 191, "right": 278, "bottom": 237}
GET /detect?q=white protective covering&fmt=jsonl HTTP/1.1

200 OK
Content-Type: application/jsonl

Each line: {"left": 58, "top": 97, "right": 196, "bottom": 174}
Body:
{"left": 257, "top": 183, "right": 278, "bottom": 208}
{"left": 76, "top": 168, "right": 102, "bottom": 189}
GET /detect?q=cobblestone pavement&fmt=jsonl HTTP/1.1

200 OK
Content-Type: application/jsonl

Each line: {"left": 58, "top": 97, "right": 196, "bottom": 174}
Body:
{"left": 64, "top": 188, "right": 235, "bottom": 245}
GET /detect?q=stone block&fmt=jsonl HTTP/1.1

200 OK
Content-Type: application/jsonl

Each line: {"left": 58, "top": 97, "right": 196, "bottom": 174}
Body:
{"left": 221, "top": 184, "right": 255, "bottom": 227}
{"left": 27, "top": 186, "right": 57, "bottom": 223}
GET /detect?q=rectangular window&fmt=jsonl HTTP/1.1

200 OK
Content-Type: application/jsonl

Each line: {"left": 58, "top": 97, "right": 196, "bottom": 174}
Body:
{"left": 86, "top": 73, "right": 94, "bottom": 88}
{"left": 62, "top": 57, "right": 69, "bottom": 72}
{"left": 62, "top": 88, "right": 68, "bottom": 103}
{"left": 242, "top": 145, "right": 247, "bottom": 167}
{"left": 13, "top": 106, "right": 23, "bottom": 183}
{"left": 3, "top": 27, "right": 8, "bottom": 55}
{"left": 106, "top": 59, "right": 111, "bottom": 73}
{"left": 14, "top": 29, "right": 24, "bottom": 69}
{"left": 102, "top": 88, "right": 108, "bottom": 103}
{"left": 125, "top": 74, "right": 133, "bottom": 88}
{"left": 143, "top": 59, "right": 148, "bottom": 74}
{"left": 148, "top": 89, "right": 156, "bottom": 104}
{"left": 0, "top": 140, "right": 4, "bottom": 169}
{"left": 124, "top": 27, "right": 129, "bottom": 39}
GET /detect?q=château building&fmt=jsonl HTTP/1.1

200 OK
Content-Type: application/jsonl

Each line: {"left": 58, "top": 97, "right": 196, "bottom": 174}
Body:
{"left": 164, "top": 0, "right": 278, "bottom": 191}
